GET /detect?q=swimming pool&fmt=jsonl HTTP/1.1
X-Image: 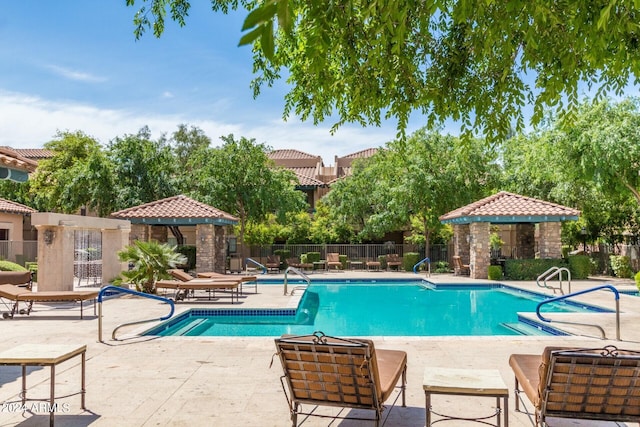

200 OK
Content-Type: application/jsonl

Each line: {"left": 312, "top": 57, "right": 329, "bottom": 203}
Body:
{"left": 145, "top": 280, "right": 609, "bottom": 337}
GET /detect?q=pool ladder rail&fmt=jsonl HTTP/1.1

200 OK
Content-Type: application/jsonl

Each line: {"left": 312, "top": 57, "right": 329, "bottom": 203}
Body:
{"left": 413, "top": 257, "right": 431, "bottom": 277}
{"left": 284, "top": 266, "right": 311, "bottom": 296}
{"left": 245, "top": 257, "right": 267, "bottom": 274}
{"left": 536, "top": 284, "right": 620, "bottom": 340}
{"left": 97, "top": 285, "right": 175, "bottom": 342}
{"left": 536, "top": 266, "right": 571, "bottom": 294}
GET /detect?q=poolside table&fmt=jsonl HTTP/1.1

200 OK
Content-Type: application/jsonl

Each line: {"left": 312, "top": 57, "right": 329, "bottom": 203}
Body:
{"left": 423, "top": 367, "right": 508, "bottom": 426}
{"left": 0, "top": 344, "right": 86, "bottom": 427}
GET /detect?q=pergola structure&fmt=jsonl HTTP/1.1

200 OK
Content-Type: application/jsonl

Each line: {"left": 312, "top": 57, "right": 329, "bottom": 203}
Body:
{"left": 439, "top": 191, "right": 580, "bottom": 279}
{"left": 111, "top": 195, "right": 238, "bottom": 274}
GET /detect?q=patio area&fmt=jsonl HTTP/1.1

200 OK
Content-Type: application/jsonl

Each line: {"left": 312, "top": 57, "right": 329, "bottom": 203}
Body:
{"left": 1, "top": 271, "right": 639, "bottom": 426}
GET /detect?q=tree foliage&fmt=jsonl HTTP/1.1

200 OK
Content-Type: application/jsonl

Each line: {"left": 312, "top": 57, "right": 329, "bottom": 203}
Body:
{"left": 128, "top": 0, "right": 640, "bottom": 140}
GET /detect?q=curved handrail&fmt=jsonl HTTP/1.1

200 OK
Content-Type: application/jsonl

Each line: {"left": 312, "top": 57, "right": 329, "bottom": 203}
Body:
{"left": 246, "top": 257, "right": 267, "bottom": 274}
{"left": 284, "top": 266, "right": 310, "bottom": 296}
{"left": 536, "top": 284, "right": 620, "bottom": 340}
{"left": 536, "top": 266, "right": 571, "bottom": 294}
{"left": 413, "top": 257, "right": 431, "bottom": 277}
{"left": 97, "top": 285, "right": 175, "bottom": 342}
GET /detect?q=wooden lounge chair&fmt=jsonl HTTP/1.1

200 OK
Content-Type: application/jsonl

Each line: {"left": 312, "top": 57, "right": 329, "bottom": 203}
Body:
{"left": 509, "top": 345, "right": 640, "bottom": 426}
{"left": 273, "top": 331, "right": 407, "bottom": 427}
{"left": 155, "top": 279, "right": 241, "bottom": 303}
{"left": 326, "top": 253, "right": 342, "bottom": 270}
{"left": 265, "top": 255, "right": 281, "bottom": 273}
{"left": 169, "top": 269, "right": 257, "bottom": 294}
{"left": 0, "top": 271, "right": 32, "bottom": 288}
{"left": 285, "top": 258, "right": 313, "bottom": 271}
{"left": 385, "top": 254, "right": 402, "bottom": 271}
{"left": 0, "top": 284, "right": 98, "bottom": 319}
{"left": 452, "top": 256, "right": 470, "bottom": 276}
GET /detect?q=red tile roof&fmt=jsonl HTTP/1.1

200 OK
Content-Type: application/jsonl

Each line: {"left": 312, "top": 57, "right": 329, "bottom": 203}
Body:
{"left": 111, "top": 195, "right": 238, "bottom": 224}
{"left": 439, "top": 191, "right": 580, "bottom": 224}
{"left": 0, "top": 198, "right": 37, "bottom": 214}
{"left": 340, "top": 148, "right": 379, "bottom": 159}
{"left": 12, "top": 148, "right": 54, "bottom": 160}
{"left": 0, "top": 147, "right": 37, "bottom": 172}
{"left": 293, "top": 170, "right": 327, "bottom": 187}
{"left": 268, "top": 149, "right": 320, "bottom": 160}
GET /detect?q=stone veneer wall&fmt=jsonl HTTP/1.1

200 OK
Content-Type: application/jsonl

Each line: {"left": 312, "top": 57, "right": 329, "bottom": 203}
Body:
{"left": 469, "top": 222, "right": 490, "bottom": 279}
{"left": 538, "top": 221, "right": 562, "bottom": 259}
{"left": 130, "top": 224, "right": 149, "bottom": 242}
{"left": 196, "top": 223, "right": 214, "bottom": 273}
{"left": 453, "top": 224, "right": 471, "bottom": 266}
{"left": 150, "top": 225, "right": 168, "bottom": 242}
{"left": 214, "top": 225, "right": 226, "bottom": 274}
{"left": 516, "top": 223, "right": 536, "bottom": 259}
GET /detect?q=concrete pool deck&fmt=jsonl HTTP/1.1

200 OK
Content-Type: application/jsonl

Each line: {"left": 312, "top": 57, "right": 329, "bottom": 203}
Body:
{"left": 1, "top": 271, "right": 639, "bottom": 426}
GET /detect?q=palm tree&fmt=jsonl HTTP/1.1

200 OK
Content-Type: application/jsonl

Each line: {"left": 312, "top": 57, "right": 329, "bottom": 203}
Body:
{"left": 115, "top": 240, "right": 187, "bottom": 293}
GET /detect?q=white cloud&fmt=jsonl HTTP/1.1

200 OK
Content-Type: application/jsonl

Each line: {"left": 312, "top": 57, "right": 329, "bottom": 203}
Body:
{"left": 45, "top": 65, "right": 106, "bottom": 83}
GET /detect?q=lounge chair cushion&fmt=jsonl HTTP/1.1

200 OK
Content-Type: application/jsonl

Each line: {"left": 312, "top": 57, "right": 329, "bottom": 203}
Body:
{"left": 0, "top": 271, "right": 32, "bottom": 286}
{"left": 168, "top": 269, "right": 193, "bottom": 282}
{"left": 375, "top": 348, "right": 408, "bottom": 402}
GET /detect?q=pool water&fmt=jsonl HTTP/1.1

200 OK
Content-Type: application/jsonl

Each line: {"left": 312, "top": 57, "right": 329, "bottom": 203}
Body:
{"left": 146, "top": 282, "right": 603, "bottom": 337}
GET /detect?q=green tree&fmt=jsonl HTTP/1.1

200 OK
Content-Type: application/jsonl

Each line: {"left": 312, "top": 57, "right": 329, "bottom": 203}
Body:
{"left": 28, "top": 130, "right": 116, "bottom": 215}
{"left": 192, "top": 134, "right": 307, "bottom": 258}
{"left": 128, "top": 1, "right": 640, "bottom": 140}
{"left": 107, "top": 126, "right": 179, "bottom": 210}
{"left": 169, "top": 124, "right": 212, "bottom": 193}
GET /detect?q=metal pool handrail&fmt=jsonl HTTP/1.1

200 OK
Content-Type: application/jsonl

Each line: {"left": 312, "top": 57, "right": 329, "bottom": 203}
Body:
{"left": 284, "top": 267, "right": 310, "bottom": 295}
{"left": 413, "top": 257, "right": 431, "bottom": 277}
{"left": 536, "top": 266, "right": 571, "bottom": 294}
{"left": 535, "top": 284, "right": 620, "bottom": 340}
{"left": 97, "top": 285, "right": 175, "bottom": 342}
{"left": 246, "top": 257, "right": 267, "bottom": 274}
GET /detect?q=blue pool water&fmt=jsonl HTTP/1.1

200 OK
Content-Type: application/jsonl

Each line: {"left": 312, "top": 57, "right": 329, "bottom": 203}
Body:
{"left": 145, "top": 281, "right": 608, "bottom": 337}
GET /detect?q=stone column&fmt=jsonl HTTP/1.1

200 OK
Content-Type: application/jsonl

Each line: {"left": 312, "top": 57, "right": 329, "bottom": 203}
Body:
{"left": 453, "top": 224, "right": 470, "bottom": 262}
{"left": 130, "top": 224, "right": 148, "bottom": 243}
{"left": 538, "top": 221, "right": 562, "bottom": 259}
{"left": 196, "top": 224, "right": 214, "bottom": 273}
{"left": 515, "top": 224, "right": 536, "bottom": 259}
{"left": 214, "top": 225, "right": 226, "bottom": 274}
{"left": 469, "top": 222, "right": 490, "bottom": 279}
{"left": 150, "top": 225, "right": 168, "bottom": 242}
{"left": 35, "top": 224, "right": 75, "bottom": 291}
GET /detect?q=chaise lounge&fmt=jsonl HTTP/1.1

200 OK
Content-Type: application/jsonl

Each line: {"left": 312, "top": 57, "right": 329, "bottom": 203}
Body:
{"left": 0, "top": 284, "right": 99, "bottom": 319}
{"left": 509, "top": 345, "right": 640, "bottom": 426}
{"left": 273, "top": 331, "right": 407, "bottom": 427}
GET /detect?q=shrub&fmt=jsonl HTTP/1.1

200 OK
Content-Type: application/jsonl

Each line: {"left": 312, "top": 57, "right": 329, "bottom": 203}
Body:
{"left": 0, "top": 260, "right": 27, "bottom": 271}
{"left": 635, "top": 271, "right": 640, "bottom": 291}
{"left": 377, "top": 255, "right": 387, "bottom": 270}
{"left": 504, "top": 258, "right": 566, "bottom": 280}
{"left": 306, "top": 252, "right": 321, "bottom": 263}
{"left": 300, "top": 253, "right": 309, "bottom": 264}
{"left": 403, "top": 252, "right": 421, "bottom": 271}
{"left": 339, "top": 254, "right": 348, "bottom": 269}
{"left": 567, "top": 255, "right": 595, "bottom": 279}
{"left": 487, "top": 265, "right": 503, "bottom": 280}
{"left": 176, "top": 245, "right": 196, "bottom": 271}
{"left": 609, "top": 255, "right": 633, "bottom": 279}
{"left": 433, "top": 261, "right": 450, "bottom": 273}
{"left": 561, "top": 245, "right": 570, "bottom": 259}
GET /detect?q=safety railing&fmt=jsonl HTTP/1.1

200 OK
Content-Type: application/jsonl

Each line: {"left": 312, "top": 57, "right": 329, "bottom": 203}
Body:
{"left": 245, "top": 257, "right": 267, "bottom": 274}
{"left": 97, "top": 285, "right": 175, "bottom": 342}
{"left": 536, "top": 284, "right": 620, "bottom": 340}
{"left": 536, "top": 266, "right": 571, "bottom": 295}
{"left": 413, "top": 257, "right": 431, "bottom": 277}
{"left": 283, "top": 267, "right": 311, "bottom": 296}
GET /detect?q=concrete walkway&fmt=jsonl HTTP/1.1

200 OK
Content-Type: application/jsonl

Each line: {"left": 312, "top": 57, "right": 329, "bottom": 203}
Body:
{"left": 0, "top": 271, "right": 638, "bottom": 426}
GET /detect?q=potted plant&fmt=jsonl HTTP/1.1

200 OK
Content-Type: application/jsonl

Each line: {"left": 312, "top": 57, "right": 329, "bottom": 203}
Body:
{"left": 114, "top": 240, "right": 187, "bottom": 293}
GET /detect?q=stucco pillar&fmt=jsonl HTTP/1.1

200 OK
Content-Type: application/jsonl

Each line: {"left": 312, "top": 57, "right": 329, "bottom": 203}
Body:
{"left": 538, "top": 221, "right": 562, "bottom": 259}
{"left": 102, "top": 227, "right": 130, "bottom": 284}
{"left": 196, "top": 224, "right": 214, "bottom": 273}
{"left": 35, "top": 224, "right": 75, "bottom": 291}
{"left": 469, "top": 222, "right": 490, "bottom": 279}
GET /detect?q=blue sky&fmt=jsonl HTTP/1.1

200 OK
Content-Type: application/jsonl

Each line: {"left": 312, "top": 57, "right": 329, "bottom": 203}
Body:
{"left": 0, "top": 2, "right": 432, "bottom": 165}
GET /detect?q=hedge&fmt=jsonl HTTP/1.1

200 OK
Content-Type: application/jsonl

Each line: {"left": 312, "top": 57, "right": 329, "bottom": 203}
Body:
{"left": 403, "top": 252, "right": 421, "bottom": 272}
{"left": 504, "top": 258, "right": 566, "bottom": 280}
{"left": 487, "top": 265, "right": 503, "bottom": 280}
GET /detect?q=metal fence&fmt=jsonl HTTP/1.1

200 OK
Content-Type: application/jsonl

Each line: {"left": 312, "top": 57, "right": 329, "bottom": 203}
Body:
{"left": 0, "top": 241, "right": 38, "bottom": 266}
{"left": 248, "top": 243, "right": 452, "bottom": 264}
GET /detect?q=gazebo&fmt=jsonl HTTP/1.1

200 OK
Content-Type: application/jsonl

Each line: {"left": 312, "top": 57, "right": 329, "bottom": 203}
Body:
{"left": 111, "top": 195, "right": 238, "bottom": 274}
{"left": 439, "top": 191, "right": 580, "bottom": 279}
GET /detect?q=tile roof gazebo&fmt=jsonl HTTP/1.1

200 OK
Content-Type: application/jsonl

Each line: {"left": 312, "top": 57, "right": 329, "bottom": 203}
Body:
{"left": 111, "top": 195, "right": 238, "bottom": 274}
{"left": 439, "top": 191, "right": 580, "bottom": 279}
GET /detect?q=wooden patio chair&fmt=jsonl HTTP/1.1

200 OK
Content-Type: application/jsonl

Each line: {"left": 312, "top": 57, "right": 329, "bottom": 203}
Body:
{"left": 273, "top": 331, "right": 407, "bottom": 427}
{"left": 265, "top": 255, "right": 281, "bottom": 273}
{"left": 509, "top": 345, "right": 640, "bottom": 426}
{"left": 385, "top": 254, "right": 402, "bottom": 271}
{"left": 452, "top": 256, "right": 470, "bottom": 276}
{"left": 326, "top": 253, "right": 342, "bottom": 270}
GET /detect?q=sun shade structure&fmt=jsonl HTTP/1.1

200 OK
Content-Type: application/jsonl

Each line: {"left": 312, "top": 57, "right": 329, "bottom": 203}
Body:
{"left": 440, "top": 192, "right": 580, "bottom": 279}
{"left": 0, "top": 147, "right": 37, "bottom": 182}
{"left": 111, "top": 195, "right": 239, "bottom": 274}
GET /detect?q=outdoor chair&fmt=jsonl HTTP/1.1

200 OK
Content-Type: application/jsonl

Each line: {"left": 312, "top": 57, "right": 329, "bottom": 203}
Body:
{"left": 326, "top": 253, "right": 343, "bottom": 270}
{"left": 285, "top": 258, "right": 313, "bottom": 271}
{"left": 273, "top": 331, "right": 407, "bottom": 427}
{"left": 509, "top": 345, "right": 640, "bottom": 426}
{"left": 265, "top": 255, "right": 281, "bottom": 273}
{"left": 0, "top": 284, "right": 98, "bottom": 319}
{"left": 452, "top": 256, "right": 470, "bottom": 276}
{"left": 385, "top": 254, "right": 402, "bottom": 271}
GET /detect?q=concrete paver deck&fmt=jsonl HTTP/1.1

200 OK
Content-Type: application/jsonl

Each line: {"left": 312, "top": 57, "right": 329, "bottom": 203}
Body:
{"left": 0, "top": 271, "right": 638, "bottom": 426}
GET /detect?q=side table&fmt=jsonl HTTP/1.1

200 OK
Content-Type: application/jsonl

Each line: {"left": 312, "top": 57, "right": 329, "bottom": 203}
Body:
{"left": 423, "top": 367, "right": 508, "bottom": 426}
{"left": 0, "top": 344, "right": 87, "bottom": 427}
